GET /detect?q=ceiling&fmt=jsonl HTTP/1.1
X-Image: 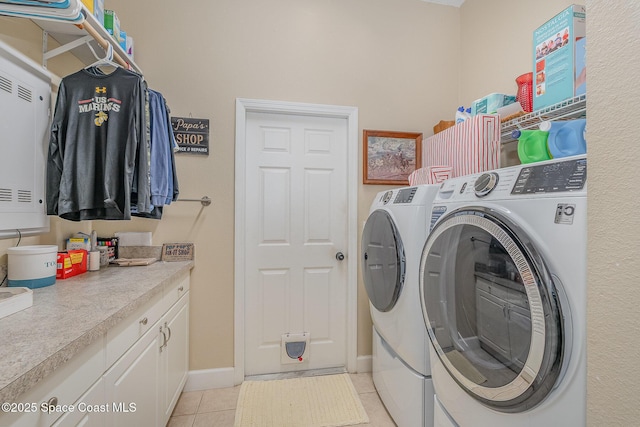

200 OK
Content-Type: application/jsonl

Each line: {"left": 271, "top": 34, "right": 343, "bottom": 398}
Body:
{"left": 420, "top": 0, "right": 465, "bottom": 7}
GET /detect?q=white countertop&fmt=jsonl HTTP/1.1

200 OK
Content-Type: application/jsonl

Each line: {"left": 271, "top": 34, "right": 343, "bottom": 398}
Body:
{"left": 0, "top": 260, "right": 194, "bottom": 403}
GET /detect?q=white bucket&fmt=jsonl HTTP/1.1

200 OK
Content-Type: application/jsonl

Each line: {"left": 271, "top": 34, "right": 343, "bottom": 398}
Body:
{"left": 8, "top": 245, "right": 58, "bottom": 289}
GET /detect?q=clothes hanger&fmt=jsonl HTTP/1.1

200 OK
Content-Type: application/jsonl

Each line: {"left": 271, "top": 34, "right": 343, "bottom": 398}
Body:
{"left": 85, "top": 42, "right": 120, "bottom": 71}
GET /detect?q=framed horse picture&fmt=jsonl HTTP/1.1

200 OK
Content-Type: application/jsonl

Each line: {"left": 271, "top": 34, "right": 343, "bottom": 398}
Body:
{"left": 363, "top": 130, "right": 422, "bottom": 185}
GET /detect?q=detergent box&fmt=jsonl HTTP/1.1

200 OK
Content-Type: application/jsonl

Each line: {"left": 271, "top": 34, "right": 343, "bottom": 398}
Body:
{"left": 104, "top": 10, "right": 122, "bottom": 43}
{"left": 56, "top": 250, "right": 88, "bottom": 280}
{"left": 470, "top": 93, "right": 517, "bottom": 116}
{"left": 533, "top": 4, "right": 586, "bottom": 111}
{"left": 81, "top": 0, "right": 93, "bottom": 13}
{"left": 94, "top": 0, "right": 104, "bottom": 27}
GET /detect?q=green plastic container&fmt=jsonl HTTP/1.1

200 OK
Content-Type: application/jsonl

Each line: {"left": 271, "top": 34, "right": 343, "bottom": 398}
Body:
{"left": 516, "top": 130, "right": 551, "bottom": 164}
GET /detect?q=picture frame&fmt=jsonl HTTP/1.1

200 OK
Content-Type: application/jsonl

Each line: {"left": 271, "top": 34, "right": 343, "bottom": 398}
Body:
{"left": 363, "top": 130, "right": 422, "bottom": 185}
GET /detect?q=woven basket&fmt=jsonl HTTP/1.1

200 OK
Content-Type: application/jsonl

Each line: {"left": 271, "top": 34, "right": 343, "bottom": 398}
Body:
{"left": 433, "top": 120, "right": 455, "bottom": 135}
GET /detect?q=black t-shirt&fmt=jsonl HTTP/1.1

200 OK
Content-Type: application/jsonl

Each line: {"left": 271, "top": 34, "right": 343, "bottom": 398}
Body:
{"left": 47, "top": 67, "right": 149, "bottom": 221}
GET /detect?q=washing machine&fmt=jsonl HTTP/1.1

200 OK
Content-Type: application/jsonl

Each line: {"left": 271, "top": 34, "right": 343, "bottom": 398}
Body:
{"left": 362, "top": 184, "right": 439, "bottom": 427}
{"left": 419, "top": 156, "right": 587, "bottom": 426}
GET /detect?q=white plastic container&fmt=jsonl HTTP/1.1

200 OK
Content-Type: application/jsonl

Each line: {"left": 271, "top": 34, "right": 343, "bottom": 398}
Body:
{"left": 8, "top": 245, "right": 58, "bottom": 289}
{"left": 0, "top": 287, "right": 33, "bottom": 319}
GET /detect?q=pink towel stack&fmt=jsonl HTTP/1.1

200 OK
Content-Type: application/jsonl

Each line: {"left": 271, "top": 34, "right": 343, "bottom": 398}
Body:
{"left": 408, "top": 165, "right": 453, "bottom": 185}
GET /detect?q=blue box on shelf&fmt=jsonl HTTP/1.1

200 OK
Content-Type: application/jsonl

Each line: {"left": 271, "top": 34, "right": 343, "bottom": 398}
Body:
{"left": 533, "top": 4, "right": 586, "bottom": 111}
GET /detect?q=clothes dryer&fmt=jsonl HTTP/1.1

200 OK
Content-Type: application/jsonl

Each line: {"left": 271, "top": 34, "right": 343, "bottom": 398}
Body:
{"left": 419, "top": 156, "right": 587, "bottom": 426}
{"left": 362, "top": 184, "right": 439, "bottom": 427}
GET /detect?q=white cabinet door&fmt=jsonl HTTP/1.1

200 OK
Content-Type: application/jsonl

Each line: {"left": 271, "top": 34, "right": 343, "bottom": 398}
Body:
{"left": 476, "top": 288, "right": 511, "bottom": 361}
{"left": 508, "top": 304, "right": 532, "bottom": 370}
{"left": 104, "top": 323, "right": 162, "bottom": 427}
{"left": 159, "top": 294, "right": 189, "bottom": 424}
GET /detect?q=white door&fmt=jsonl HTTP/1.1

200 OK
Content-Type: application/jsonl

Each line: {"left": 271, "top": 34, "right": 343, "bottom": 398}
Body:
{"left": 242, "top": 110, "right": 349, "bottom": 376}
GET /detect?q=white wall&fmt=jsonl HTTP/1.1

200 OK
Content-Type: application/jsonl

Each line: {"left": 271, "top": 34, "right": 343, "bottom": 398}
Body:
{"left": 585, "top": 1, "right": 640, "bottom": 424}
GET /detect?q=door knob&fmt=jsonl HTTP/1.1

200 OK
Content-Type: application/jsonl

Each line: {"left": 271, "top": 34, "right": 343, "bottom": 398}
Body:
{"left": 336, "top": 252, "right": 345, "bottom": 261}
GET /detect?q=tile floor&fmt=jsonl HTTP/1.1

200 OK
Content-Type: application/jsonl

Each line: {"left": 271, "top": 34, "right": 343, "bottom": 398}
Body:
{"left": 167, "top": 373, "right": 396, "bottom": 427}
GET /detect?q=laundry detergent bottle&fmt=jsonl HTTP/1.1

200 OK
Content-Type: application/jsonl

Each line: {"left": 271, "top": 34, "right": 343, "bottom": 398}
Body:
{"left": 541, "top": 119, "right": 587, "bottom": 158}
{"left": 514, "top": 129, "right": 551, "bottom": 164}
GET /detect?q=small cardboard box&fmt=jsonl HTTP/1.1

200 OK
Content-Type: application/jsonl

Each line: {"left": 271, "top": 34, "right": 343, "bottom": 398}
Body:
{"left": 56, "top": 250, "right": 88, "bottom": 280}
{"left": 471, "top": 93, "right": 517, "bottom": 116}
{"left": 94, "top": 0, "right": 104, "bottom": 27}
{"left": 533, "top": 4, "right": 586, "bottom": 111}
{"left": 126, "top": 35, "right": 134, "bottom": 59}
{"left": 104, "top": 10, "right": 122, "bottom": 43}
{"left": 66, "top": 237, "right": 90, "bottom": 251}
{"left": 119, "top": 31, "right": 127, "bottom": 51}
{"left": 81, "top": 0, "right": 104, "bottom": 25}
{"left": 81, "top": 0, "right": 93, "bottom": 13}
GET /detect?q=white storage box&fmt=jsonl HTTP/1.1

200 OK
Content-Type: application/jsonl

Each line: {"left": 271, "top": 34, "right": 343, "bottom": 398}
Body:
{"left": 8, "top": 245, "right": 58, "bottom": 289}
{"left": 115, "top": 231, "right": 152, "bottom": 246}
{"left": 0, "top": 287, "right": 33, "bottom": 319}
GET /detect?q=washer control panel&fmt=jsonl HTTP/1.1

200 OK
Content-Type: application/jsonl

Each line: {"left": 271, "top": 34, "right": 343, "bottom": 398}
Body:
{"left": 512, "top": 158, "right": 587, "bottom": 194}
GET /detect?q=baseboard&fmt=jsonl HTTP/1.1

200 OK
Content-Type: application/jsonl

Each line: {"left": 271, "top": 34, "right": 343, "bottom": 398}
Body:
{"left": 357, "top": 355, "right": 372, "bottom": 373}
{"left": 184, "top": 359, "right": 370, "bottom": 391}
{"left": 184, "top": 367, "right": 235, "bottom": 391}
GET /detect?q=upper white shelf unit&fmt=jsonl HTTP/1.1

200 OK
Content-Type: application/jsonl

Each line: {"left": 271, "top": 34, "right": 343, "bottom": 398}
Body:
{"left": 32, "top": 6, "right": 141, "bottom": 75}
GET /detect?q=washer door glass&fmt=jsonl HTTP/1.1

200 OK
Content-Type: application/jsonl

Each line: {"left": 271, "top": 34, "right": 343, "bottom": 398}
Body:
{"left": 419, "top": 208, "right": 564, "bottom": 412}
{"left": 362, "top": 209, "right": 405, "bottom": 312}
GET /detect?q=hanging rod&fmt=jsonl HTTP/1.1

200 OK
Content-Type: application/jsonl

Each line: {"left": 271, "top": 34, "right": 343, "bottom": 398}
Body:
{"left": 176, "top": 196, "right": 212, "bottom": 207}
{"left": 74, "top": 20, "right": 131, "bottom": 69}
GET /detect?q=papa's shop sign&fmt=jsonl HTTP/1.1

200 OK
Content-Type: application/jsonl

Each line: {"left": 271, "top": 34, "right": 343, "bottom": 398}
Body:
{"left": 171, "top": 117, "right": 209, "bottom": 155}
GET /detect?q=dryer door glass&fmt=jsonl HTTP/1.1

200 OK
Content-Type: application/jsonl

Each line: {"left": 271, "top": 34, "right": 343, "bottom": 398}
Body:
{"left": 419, "top": 208, "right": 563, "bottom": 413}
{"left": 362, "top": 209, "right": 405, "bottom": 312}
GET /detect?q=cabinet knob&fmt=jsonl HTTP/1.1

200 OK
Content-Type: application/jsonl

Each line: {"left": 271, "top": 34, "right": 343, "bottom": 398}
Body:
{"left": 46, "top": 396, "right": 58, "bottom": 407}
{"left": 178, "top": 286, "right": 184, "bottom": 292}
{"left": 139, "top": 317, "right": 148, "bottom": 326}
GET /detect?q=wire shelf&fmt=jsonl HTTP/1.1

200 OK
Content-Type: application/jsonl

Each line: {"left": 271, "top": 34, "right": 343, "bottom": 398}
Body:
{"left": 500, "top": 94, "right": 586, "bottom": 145}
